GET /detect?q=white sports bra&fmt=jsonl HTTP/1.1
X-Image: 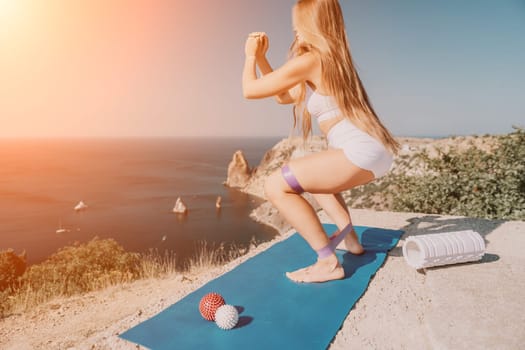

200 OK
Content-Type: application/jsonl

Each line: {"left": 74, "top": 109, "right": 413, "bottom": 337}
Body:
{"left": 306, "top": 85, "right": 342, "bottom": 122}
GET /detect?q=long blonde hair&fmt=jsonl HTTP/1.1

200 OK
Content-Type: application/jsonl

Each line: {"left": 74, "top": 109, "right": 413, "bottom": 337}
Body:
{"left": 291, "top": 0, "right": 399, "bottom": 154}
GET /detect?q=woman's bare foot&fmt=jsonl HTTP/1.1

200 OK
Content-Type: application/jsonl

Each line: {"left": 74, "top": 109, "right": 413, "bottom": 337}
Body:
{"left": 286, "top": 254, "right": 344, "bottom": 283}
{"left": 334, "top": 228, "right": 365, "bottom": 255}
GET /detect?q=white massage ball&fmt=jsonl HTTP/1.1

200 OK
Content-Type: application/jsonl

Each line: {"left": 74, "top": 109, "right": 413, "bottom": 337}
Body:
{"left": 214, "top": 304, "right": 239, "bottom": 330}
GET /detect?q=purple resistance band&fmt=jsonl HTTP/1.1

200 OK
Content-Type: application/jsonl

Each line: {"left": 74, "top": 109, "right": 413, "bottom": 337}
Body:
{"left": 281, "top": 164, "right": 305, "bottom": 194}
{"left": 317, "top": 223, "right": 353, "bottom": 259}
{"left": 280, "top": 164, "right": 353, "bottom": 259}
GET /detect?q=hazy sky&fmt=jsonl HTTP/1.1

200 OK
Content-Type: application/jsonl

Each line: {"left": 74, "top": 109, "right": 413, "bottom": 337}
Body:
{"left": 1, "top": 0, "right": 523, "bottom": 138}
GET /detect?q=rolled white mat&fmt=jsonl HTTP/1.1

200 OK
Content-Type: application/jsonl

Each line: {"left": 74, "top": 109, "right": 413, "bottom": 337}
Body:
{"left": 402, "top": 230, "right": 485, "bottom": 269}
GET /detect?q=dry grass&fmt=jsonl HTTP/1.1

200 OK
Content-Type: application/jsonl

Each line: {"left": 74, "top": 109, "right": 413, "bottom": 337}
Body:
{"left": 139, "top": 249, "right": 177, "bottom": 279}
{"left": 183, "top": 240, "right": 250, "bottom": 274}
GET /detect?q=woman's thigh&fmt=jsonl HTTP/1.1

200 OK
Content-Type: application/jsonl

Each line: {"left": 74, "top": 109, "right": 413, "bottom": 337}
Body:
{"left": 270, "top": 148, "right": 375, "bottom": 195}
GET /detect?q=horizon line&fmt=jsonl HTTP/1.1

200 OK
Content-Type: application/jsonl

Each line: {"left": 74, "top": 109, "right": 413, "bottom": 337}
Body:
{"left": 0, "top": 131, "right": 513, "bottom": 140}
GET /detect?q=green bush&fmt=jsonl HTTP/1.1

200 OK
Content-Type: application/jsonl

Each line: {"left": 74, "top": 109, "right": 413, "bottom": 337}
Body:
{"left": 388, "top": 128, "right": 525, "bottom": 220}
{"left": 0, "top": 249, "right": 27, "bottom": 292}
{"left": 0, "top": 249, "right": 26, "bottom": 316}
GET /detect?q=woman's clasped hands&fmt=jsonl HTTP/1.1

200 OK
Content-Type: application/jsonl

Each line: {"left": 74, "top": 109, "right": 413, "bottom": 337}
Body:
{"left": 245, "top": 32, "right": 268, "bottom": 58}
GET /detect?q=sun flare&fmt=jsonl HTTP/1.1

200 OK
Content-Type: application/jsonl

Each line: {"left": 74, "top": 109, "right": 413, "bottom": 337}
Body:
{"left": 0, "top": 0, "right": 27, "bottom": 37}
{"left": 0, "top": 0, "right": 19, "bottom": 20}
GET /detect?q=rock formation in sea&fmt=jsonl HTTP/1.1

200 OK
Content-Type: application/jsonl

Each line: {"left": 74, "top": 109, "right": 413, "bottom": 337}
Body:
{"left": 224, "top": 150, "right": 252, "bottom": 188}
{"left": 172, "top": 197, "right": 188, "bottom": 214}
{"left": 74, "top": 200, "right": 88, "bottom": 212}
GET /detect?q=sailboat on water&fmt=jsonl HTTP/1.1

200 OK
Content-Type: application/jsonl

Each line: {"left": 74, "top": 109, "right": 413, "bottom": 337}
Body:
{"left": 56, "top": 219, "right": 70, "bottom": 234}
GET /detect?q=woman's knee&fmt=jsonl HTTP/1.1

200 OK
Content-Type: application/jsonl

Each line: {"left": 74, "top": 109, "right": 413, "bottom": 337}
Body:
{"left": 263, "top": 170, "right": 282, "bottom": 202}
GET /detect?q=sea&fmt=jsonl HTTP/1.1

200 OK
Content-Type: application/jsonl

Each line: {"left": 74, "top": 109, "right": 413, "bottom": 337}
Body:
{"left": 0, "top": 137, "right": 282, "bottom": 266}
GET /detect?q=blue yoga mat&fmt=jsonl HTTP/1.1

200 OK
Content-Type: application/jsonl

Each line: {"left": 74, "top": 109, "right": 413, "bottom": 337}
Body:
{"left": 120, "top": 224, "right": 403, "bottom": 349}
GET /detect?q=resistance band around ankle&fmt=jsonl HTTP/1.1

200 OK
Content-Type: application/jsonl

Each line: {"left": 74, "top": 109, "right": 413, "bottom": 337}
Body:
{"left": 317, "top": 223, "right": 353, "bottom": 258}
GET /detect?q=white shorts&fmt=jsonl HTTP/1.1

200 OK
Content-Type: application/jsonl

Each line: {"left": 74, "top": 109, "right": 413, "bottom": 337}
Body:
{"left": 326, "top": 118, "right": 394, "bottom": 179}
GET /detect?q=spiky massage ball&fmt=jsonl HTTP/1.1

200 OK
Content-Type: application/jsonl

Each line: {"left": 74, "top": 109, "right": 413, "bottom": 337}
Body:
{"left": 214, "top": 304, "right": 239, "bottom": 330}
{"left": 199, "top": 292, "right": 225, "bottom": 321}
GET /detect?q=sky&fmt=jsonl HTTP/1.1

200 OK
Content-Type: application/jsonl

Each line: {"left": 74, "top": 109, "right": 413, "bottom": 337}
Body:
{"left": 0, "top": 0, "right": 524, "bottom": 138}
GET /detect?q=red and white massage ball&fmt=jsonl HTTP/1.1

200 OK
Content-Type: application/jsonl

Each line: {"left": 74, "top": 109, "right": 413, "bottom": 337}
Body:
{"left": 199, "top": 292, "right": 225, "bottom": 321}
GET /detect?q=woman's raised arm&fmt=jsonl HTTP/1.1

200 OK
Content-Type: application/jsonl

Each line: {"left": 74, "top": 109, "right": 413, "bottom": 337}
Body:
{"left": 254, "top": 34, "right": 296, "bottom": 104}
{"left": 242, "top": 34, "right": 316, "bottom": 100}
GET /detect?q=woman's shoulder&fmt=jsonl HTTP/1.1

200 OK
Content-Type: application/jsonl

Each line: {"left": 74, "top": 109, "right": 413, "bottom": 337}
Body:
{"left": 292, "top": 51, "right": 320, "bottom": 65}
{"left": 287, "top": 52, "right": 321, "bottom": 81}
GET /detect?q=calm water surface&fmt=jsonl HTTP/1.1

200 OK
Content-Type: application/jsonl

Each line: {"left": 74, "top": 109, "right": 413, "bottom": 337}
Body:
{"left": 0, "top": 137, "right": 282, "bottom": 265}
